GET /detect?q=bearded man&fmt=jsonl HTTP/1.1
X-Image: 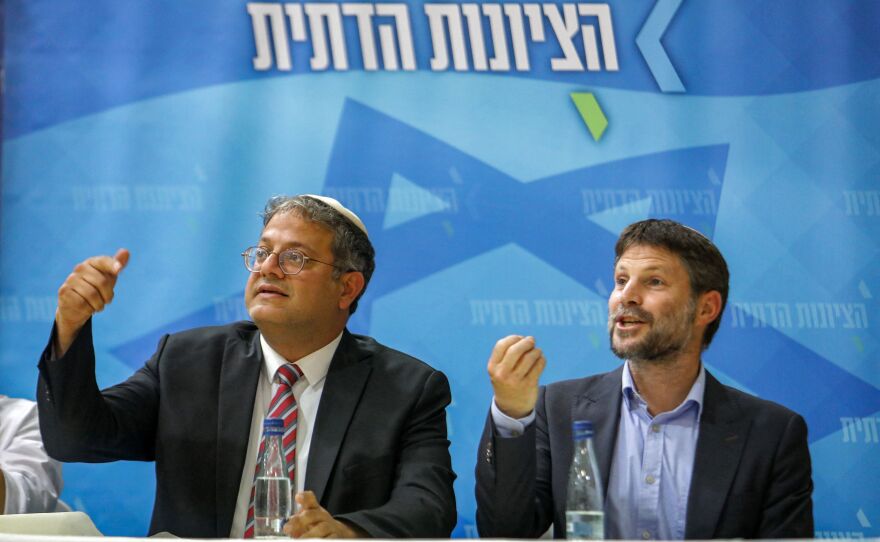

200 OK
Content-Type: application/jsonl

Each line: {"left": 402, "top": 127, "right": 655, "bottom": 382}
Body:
{"left": 475, "top": 219, "right": 813, "bottom": 540}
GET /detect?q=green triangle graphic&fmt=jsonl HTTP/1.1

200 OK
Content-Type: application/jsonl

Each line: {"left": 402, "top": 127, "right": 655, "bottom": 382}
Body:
{"left": 570, "top": 92, "right": 608, "bottom": 142}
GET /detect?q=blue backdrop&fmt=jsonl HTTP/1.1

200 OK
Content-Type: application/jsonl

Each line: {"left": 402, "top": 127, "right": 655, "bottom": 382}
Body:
{"left": 2, "top": 0, "right": 879, "bottom": 537}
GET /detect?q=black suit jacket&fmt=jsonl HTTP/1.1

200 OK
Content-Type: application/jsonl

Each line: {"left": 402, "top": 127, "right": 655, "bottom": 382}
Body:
{"left": 475, "top": 365, "right": 813, "bottom": 539}
{"left": 37, "top": 320, "right": 456, "bottom": 538}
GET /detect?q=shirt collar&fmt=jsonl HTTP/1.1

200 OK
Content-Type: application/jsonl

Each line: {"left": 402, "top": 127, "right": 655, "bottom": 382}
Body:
{"left": 621, "top": 360, "right": 706, "bottom": 420}
{"left": 259, "top": 331, "right": 343, "bottom": 388}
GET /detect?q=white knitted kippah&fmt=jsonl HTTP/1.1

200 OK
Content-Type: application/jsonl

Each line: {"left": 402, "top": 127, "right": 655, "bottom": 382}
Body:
{"left": 303, "top": 194, "right": 369, "bottom": 237}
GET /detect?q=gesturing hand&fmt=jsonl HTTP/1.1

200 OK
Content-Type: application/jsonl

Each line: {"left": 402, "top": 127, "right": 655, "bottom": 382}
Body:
{"left": 54, "top": 248, "right": 130, "bottom": 356}
{"left": 487, "top": 335, "right": 546, "bottom": 419}
{"left": 283, "top": 490, "right": 366, "bottom": 538}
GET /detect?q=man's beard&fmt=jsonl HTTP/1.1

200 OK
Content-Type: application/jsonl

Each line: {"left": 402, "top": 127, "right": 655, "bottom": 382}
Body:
{"left": 607, "top": 298, "right": 696, "bottom": 364}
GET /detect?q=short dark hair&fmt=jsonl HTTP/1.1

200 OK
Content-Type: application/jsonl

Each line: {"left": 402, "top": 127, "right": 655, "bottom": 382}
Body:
{"left": 262, "top": 195, "right": 375, "bottom": 314}
{"left": 614, "top": 219, "right": 729, "bottom": 348}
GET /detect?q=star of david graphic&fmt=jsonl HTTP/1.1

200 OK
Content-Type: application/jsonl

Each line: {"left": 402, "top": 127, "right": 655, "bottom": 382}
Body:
{"left": 111, "top": 99, "right": 880, "bottom": 444}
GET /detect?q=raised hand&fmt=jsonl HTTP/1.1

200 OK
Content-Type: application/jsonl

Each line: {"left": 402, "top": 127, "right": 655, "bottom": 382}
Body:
{"left": 54, "top": 248, "right": 130, "bottom": 356}
{"left": 487, "top": 335, "right": 546, "bottom": 419}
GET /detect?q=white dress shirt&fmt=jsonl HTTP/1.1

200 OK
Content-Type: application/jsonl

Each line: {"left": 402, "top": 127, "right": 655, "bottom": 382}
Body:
{"left": 229, "top": 332, "right": 342, "bottom": 538}
{"left": 0, "top": 395, "right": 65, "bottom": 514}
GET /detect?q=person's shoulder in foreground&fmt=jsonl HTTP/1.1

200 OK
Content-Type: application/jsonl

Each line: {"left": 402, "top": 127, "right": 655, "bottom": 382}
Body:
{"left": 0, "top": 395, "right": 65, "bottom": 515}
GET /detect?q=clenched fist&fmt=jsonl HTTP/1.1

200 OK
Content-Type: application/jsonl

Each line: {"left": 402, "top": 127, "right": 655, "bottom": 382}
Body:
{"left": 487, "top": 335, "right": 546, "bottom": 419}
{"left": 54, "top": 248, "right": 130, "bottom": 357}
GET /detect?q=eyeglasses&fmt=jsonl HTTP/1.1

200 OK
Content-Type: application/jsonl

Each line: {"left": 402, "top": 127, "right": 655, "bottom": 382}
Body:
{"left": 242, "top": 246, "right": 339, "bottom": 276}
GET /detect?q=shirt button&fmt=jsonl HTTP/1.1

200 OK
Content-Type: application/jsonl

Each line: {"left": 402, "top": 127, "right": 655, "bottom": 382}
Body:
{"left": 642, "top": 530, "right": 651, "bottom": 539}
{"left": 651, "top": 424, "right": 661, "bottom": 433}
{"left": 645, "top": 475, "right": 656, "bottom": 484}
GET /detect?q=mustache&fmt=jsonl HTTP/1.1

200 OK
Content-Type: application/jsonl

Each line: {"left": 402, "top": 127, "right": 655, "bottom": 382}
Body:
{"left": 608, "top": 305, "right": 654, "bottom": 324}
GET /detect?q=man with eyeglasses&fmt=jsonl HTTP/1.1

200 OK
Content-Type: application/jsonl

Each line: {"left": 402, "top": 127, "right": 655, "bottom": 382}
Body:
{"left": 36, "top": 195, "right": 456, "bottom": 538}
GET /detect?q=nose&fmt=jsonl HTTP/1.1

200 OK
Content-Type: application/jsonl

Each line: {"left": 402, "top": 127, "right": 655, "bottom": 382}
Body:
{"left": 616, "top": 279, "right": 642, "bottom": 306}
{"left": 260, "top": 252, "right": 285, "bottom": 279}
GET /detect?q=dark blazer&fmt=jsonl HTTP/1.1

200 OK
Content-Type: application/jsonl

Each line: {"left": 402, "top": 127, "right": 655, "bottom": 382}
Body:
{"left": 475, "top": 365, "right": 813, "bottom": 539}
{"left": 37, "top": 320, "right": 456, "bottom": 538}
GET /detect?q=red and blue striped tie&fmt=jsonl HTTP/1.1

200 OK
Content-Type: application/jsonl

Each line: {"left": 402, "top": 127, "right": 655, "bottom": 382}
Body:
{"left": 244, "top": 363, "right": 303, "bottom": 538}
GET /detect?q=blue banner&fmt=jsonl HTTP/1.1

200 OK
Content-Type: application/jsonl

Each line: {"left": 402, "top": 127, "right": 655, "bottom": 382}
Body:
{"left": 2, "top": 0, "right": 879, "bottom": 537}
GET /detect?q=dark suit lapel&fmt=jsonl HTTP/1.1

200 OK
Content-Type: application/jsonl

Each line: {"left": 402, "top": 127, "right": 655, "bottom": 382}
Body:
{"left": 215, "top": 325, "right": 263, "bottom": 537}
{"left": 685, "top": 371, "right": 750, "bottom": 539}
{"left": 571, "top": 366, "right": 623, "bottom": 498}
{"left": 304, "top": 330, "right": 372, "bottom": 504}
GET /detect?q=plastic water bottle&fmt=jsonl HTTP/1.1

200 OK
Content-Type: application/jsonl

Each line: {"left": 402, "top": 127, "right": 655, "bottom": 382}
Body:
{"left": 254, "top": 418, "right": 293, "bottom": 539}
{"left": 565, "top": 420, "right": 605, "bottom": 540}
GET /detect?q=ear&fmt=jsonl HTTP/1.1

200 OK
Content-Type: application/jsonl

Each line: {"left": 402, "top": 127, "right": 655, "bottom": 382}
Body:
{"left": 337, "top": 271, "right": 366, "bottom": 312}
{"left": 695, "top": 290, "right": 722, "bottom": 327}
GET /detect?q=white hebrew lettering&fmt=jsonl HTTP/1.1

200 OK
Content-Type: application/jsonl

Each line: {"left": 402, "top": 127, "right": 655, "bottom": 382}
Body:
{"left": 305, "top": 3, "right": 348, "bottom": 70}
{"left": 248, "top": 3, "right": 292, "bottom": 70}
{"left": 342, "top": 4, "right": 379, "bottom": 70}
{"left": 425, "top": 4, "right": 469, "bottom": 70}
{"left": 504, "top": 4, "right": 530, "bottom": 70}
{"left": 376, "top": 4, "right": 416, "bottom": 70}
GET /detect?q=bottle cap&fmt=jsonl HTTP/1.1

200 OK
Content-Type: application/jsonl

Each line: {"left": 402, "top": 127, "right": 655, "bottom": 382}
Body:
{"left": 572, "top": 420, "right": 594, "bottom": 437}
{"left": 263, "top": 418, "right": 285, "bottom": 434}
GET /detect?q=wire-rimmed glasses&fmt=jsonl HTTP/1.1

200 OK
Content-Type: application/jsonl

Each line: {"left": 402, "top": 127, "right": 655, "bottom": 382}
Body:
{"left": 242, "top": 246, "right": 338, "bottom": 275}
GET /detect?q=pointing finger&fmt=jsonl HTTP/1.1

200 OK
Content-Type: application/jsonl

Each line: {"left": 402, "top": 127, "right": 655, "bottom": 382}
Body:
{"left": 86, "top": 255, "right": 123, "bottom": 276}
{"left": 113, "top": 248, "right": 130, "bottom": 274}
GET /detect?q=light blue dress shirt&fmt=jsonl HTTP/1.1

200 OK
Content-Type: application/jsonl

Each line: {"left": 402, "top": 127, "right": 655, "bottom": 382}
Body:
{"left": 491, "top": 362, "right": 705, "bottom": 540}
{"left": 605, "top": 362, "right": 704, "bottom": 540}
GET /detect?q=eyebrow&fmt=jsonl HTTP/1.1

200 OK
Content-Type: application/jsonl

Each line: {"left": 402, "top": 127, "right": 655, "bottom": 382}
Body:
{"left": 259, "top": 238, "right": 317, "bottom": 254}
{"left": 615, "top": 264, "right": 669, "bottom": 274}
